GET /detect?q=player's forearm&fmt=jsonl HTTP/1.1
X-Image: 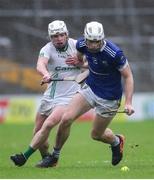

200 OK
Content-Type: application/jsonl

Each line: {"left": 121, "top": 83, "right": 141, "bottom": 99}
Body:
{"left": 37, "top": 62, "right": 50, "bottom": 76}
{"left": 36, "top": 65, "right": 49, "bottom": 76}
{"left": 78, "top": 61, "right": 88, "bottom": 68}
{"left": 37, "top": 62, "right": 51, "bottom": 83}
{"left": 76, "top": 53, "right": 88, "bottom": 68}
{"left": 124, "top": 74, "right": 134, "bottom": 105}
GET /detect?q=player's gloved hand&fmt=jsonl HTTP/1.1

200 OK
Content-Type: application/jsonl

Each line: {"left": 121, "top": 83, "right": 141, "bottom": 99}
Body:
{"left": 124, "top": 104, "right": 135, "bottom": 116}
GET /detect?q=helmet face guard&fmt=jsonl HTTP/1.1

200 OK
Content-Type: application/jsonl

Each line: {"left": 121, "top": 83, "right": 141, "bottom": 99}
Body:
{"left": 48, "top": 20, "right": 68, "bottom": 37}
{"left": 84, "top": 21, "right": 104, "bottom": 41}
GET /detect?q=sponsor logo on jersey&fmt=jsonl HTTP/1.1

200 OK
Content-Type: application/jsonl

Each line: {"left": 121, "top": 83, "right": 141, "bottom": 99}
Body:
{"left": 57, "top": 54, "right": 68, "bottom": 58}
{"left": 55, "top": 66, "right": 80, "bottom": 71}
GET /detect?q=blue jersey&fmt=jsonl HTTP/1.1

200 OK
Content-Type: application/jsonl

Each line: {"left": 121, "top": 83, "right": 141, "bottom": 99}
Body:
{"left": 76, "top": 37, "right": 128, "bottom": 100}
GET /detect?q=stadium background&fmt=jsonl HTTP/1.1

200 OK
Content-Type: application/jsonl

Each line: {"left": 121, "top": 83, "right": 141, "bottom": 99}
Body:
{"left": 0, "top": 0, "right": 154, "bottom": 122}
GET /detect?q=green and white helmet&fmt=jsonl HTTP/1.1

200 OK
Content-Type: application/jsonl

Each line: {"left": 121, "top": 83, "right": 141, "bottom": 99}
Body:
{"left": 48, "top": 20, "right": 68, "bottom": 36}
{"left": 84, "top": 21, "right": 104, "bottom": 41}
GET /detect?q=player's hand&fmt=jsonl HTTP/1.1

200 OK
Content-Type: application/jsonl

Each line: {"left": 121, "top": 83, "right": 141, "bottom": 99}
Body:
{"left": 42, "top": 74, "right": 51, "bottom": 82}
{"left": 65, "top": 55, "right": 80, "bottom": 66}
{"left": 124, "top": 104, "right": 135, "bottom": 116}
{"left": 40, "top": 74, "right": 51, "bottom": 85}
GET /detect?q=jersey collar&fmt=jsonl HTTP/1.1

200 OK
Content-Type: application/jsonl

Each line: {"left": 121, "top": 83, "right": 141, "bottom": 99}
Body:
{"left": 56, "top": 42, "right": 68, "bottom": 52}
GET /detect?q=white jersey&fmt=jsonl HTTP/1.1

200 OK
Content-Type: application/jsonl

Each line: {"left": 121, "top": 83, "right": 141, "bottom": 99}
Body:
{"left": 39, "top": 38, "right": 81, "bottom": 102}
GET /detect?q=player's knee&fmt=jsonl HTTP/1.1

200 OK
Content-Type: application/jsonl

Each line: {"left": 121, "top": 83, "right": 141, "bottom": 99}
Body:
{"left": 45, "top": 116, "right": 60, "bottom": 129}
{"left": 44, "top": 122, "right": 54, "bottom": 130}
{"left": 42, "top": 120, "right": 55, "bottom": 133}
{"left": 61, "top": 113, "right": 73, "bottom": 127}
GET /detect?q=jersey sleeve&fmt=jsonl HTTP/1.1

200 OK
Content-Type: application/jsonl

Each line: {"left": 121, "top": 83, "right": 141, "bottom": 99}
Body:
{"left": 114, "top": 51, "right": 128, "bottom": 71}
{"left": 76, "top": 38, "right": 85, "bottom": 54}
{"left": 38, "top": 46, "right": 50, "bottom": 59}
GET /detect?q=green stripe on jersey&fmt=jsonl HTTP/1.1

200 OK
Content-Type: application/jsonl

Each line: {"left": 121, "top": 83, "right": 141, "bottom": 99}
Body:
{"left": 50, "top": 73, "right": 58, "bottom": 98}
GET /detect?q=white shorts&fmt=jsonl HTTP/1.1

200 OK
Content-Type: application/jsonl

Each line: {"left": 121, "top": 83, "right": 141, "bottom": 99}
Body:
{"left": 38, "top": 95, "right": 72, "bottom": 116}
{"left": 79, "top": 84, "right": 121, "bottom": 118}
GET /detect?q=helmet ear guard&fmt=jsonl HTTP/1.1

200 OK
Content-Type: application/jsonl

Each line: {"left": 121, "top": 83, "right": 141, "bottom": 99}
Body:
{"left": 84, "top": 21, "right": 104, "bottom": 41}
{"left": 48, "top": 20, "right": 68, "bottom": 37}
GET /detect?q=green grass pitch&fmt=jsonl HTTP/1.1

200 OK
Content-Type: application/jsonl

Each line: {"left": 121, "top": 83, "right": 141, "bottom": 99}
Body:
{"left": 0, "top": 120, "right": 154, "bottom": 178}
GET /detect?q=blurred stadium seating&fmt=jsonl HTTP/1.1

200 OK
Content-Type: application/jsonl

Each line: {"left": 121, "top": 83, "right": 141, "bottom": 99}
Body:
{"left": 0, "top": 0, "right": 154, "bottom": 93}
{"left": 0, "top": 59, "right": 45, "bottom": 93}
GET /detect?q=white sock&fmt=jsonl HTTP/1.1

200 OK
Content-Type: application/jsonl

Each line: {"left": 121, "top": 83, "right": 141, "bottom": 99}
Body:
{"left": 111, "top": 135, "right": 120, "bottom": 147}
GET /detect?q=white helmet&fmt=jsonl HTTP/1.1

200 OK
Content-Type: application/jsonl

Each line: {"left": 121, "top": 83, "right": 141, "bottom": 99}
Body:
{"left": 84, "top": 21, "right": 104, "bottom": 41}
{"left": 48, "top": 20, "right": 68, "bottom": 37}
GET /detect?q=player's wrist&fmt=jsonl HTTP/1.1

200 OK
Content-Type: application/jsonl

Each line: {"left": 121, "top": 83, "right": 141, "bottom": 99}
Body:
{"left": 75, "top": 61, "right": 84, "bottom": 67}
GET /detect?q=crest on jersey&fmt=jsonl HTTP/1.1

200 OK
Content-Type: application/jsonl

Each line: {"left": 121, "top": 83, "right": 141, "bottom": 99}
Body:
{"left": 92, "top": 57, "right": 98, "bottom": 64}
{"left": 101, "top": 60, "right": 108, "bottom": 66}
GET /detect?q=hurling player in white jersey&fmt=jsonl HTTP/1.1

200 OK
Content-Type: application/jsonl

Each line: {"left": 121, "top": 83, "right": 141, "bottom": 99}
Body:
{"left": 35, "top": 21, "right": 135, "bottom": 168}
{"left": 10, "top": 20, "right": 117, "bottom": 168}
{"left": 10, "top": 20, "right": 82, "bottom": 167}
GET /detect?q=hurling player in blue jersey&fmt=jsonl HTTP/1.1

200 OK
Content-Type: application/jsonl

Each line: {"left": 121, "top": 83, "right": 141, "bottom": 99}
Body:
{"left": 38, "top": 21, "right": 134, "bottom": 168}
